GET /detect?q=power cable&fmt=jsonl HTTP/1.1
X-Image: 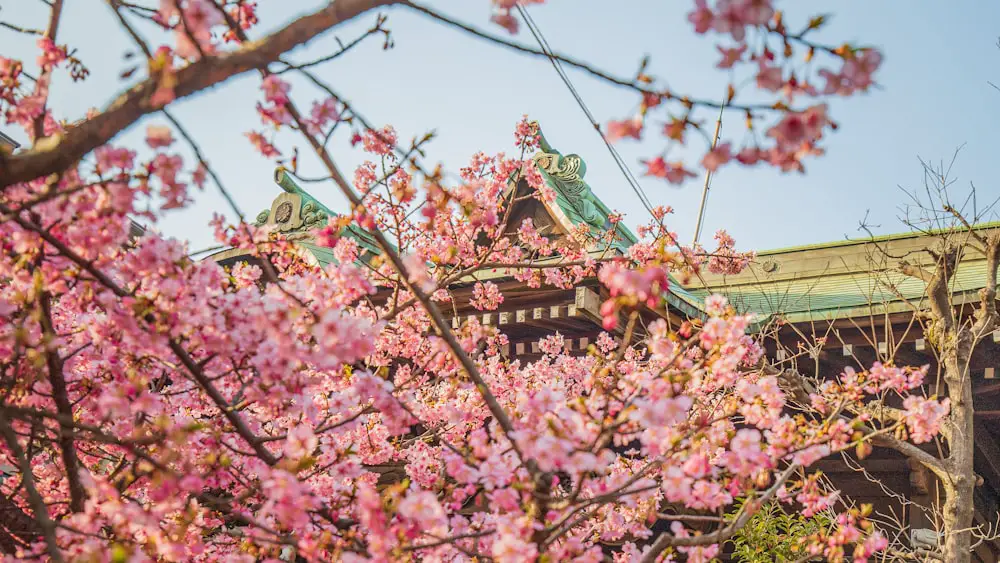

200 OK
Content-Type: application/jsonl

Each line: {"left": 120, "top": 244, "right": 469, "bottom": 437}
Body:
{"left": 513, "top": 3, "right": 717, "bottom": 297}
{"left": 514, "top": 3, "right": 657, "bottom": 218}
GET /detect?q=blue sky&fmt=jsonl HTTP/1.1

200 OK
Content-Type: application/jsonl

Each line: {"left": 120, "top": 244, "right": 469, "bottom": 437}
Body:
{"left": 4, "top": 1, "right": 1000, "bottom": 252}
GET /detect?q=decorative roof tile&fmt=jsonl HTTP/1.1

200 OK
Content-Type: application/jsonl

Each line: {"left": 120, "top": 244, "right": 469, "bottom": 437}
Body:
{"left": 532, "top": 127, "right": 638, "bottom": 253}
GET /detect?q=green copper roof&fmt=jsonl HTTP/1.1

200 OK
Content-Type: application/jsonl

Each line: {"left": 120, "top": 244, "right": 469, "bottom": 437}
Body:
{"left": 531, "top": 127, "right": 638, "bottom": 254}
{"left": 529, "top": 126, "right": 702, "bottom": 318}
{"left": 232, "top": 135, "right": 702, "bottom": 320}
{"left": 684, "top": 222, "right": 1000, "bottom": 324}
{"left": 755, "top": 220, "right": 1000, "bottom": 257}
{"left": 253, "top": 168, "right": 383, "bottom": 262}
{"left": 686, "top": 260, "right": 990, "bottom": 323}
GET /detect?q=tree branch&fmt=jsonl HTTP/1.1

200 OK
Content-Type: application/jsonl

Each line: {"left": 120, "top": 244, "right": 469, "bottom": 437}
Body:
{"left": 639, "top": 464, "right": 799, "bottom": 562}
{"left": 36, "top": 291, "right": 86, "bottom": 513}
{"left": 0, "top": 0, "right": 398, "bottom": 188}
{"left": 31, "top": 0, "right": 64, "bottom": 140}
{"left": 774, "top": 366, "right": 949, "bottom": 477}
{"left": 403, "top": 0, "right": 788, "bottom": 113}
{"left": 900, "top": 249, "right": 958, "bottom": 333}
{"left": 280, "top": 100, "right": 534, "bottom": 474}
{"left": 0, "top": 411, "right": 63, "bottom": 562}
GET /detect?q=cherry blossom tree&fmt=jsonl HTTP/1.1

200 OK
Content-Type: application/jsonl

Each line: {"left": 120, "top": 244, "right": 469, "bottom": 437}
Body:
{"left": 0, "top": 1, "right": 947, "bottom": 561}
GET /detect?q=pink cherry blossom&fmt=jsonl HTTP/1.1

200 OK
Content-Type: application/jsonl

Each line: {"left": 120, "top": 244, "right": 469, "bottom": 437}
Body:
{"left": 0, "top": 6, "right": 902, "bottom": 560}
{"left": 36, "top": 37, "right": 67, "bottom": 69}
{"left": 712, "top": 0, "right": 749, "bottom": 42}
{"left": 471, "top": 281, "right": 504, "bottom": 310}
{"left": 284, "top": 424, "right": 318, "bottom": 460}
{"left": 642, "top": 156, "right": 696, "bottom": 184}
{"left": 756, "top": 61, "right": 784, "bottom": 91}
{"left": 308, "top": 97, "right": 340, "bottom": 133}
{"left": 261, "top": 75, "right": 291, "bottom": 106}
{"left": 245, "top": 130, "right": 281, "bottom": 158}
{"left": 362, "top": 125, "right": 398, "bottom": 156}
{"left": 841, "top": 48, "right": 883, "bottom": 92}
{"left": 606, "top": 116, "right": 644, "bottom": 143}
{"left": 145, "top": 125, "right": 174, "bottom": 149}
{"left": 688, "top": 0, "right": 714, "bottom": 34}
{"left": 716, "top": 44, "right": 747, "bottom": 69}
{"left": 903, "top": 396, "right": 951, "bottom": 443}
{"left": 701, "top": 142, "right": 732, "bottom": 172}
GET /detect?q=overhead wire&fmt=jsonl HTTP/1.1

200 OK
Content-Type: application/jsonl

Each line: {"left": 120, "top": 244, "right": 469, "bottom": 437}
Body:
{"left": 512, "top": 2, "right": 718, "bottom": 296}
{"left": 513, "top": 3, "right": 657, "bottom": 217}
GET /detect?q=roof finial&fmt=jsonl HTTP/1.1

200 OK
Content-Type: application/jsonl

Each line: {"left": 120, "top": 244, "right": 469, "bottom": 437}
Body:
{"left": 274, "top": 166, "right": 299, "bottom": 194}
{"left": 534, "top": 122, "right": 558, "bottom": 155}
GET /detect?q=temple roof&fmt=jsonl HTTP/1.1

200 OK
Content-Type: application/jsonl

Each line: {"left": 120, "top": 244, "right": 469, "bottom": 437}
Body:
{"left": 253, "top": 168, "right": 381, "bottom": 265}
{"left": 530, "top": 127, "right": 638, "bottom": 254}
{"left": 233, "top": 128, "right": 645, "bottom": 270}
{"left": 206, "top": 131, "right": 704, "bottom": 318}
{"left": 682, "top": 221, "right": 1000, "bottom": 324}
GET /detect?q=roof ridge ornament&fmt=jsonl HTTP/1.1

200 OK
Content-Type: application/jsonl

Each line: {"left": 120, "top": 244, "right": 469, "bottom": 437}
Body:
{"left": 531, "top": 128, "right": 603, "bottom": 229}
{"left": 252, "top": 167, "right": 330, "bottom": 235}
{"left": 530, "top": 125, "right": 641, "bottom": 253}
{"left": 248, "top": 167, "right": 383, "bottom": 258}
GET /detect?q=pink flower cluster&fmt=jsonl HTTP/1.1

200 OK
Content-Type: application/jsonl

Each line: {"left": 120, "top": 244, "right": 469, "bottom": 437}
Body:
{"left": 903, "top": 395, "right": 951, "bottom": 444}
{"left": 641, "top": 156, "right": 696, "bottom": 185}
{"left": 819, "top": 49, "right": 883, "bottom": 96}
{"left": 597, "top": 261, "right": 670, "bottom": 329}
{"left": 471, "top": 281, "right": 504, "bottom": 310}
{"left": 489, "top": 0, "right": 546, "bottom": 34}
{"left": 156, "top": 0, "right": 224, "bottom": 60}
{"left": 0, "top": 3, "right": 912, "bottom": 552}
{"left": 688, "top": 0, "right": 775, "bottom": 41}
{"left": 36, "top": 37, "right": 67, "bottom": 70}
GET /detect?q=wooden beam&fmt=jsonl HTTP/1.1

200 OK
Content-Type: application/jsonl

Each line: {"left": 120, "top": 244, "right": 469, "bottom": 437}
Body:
{"left": 975, "top": 382, "right": 1000, "bottom": 396}
{"left": 574, "top": 286, "right": 602, "bottom": 324}
{"left": 814, "top": 459, "right": 912, "bottom": 474}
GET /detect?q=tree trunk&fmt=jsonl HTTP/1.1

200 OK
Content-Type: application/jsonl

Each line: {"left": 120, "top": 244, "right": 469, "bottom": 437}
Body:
{"left": 941, "top": 345, "right": 976, "bottom": 563}
{"left": 943, "top": 479, "right": 974, "bottom": 561}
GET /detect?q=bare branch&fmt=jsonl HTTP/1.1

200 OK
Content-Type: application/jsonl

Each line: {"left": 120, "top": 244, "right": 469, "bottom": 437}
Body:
{"left": 403, "top": 0, "right": 786, "bottom": 114}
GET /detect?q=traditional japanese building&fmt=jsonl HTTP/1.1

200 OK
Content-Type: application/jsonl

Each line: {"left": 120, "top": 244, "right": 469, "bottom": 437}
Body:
{"left": 209, "top": 131, "right": 1000, "bottom": 561}
{"left": 209, "top": 130, "right": 703, "bottom": 359}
